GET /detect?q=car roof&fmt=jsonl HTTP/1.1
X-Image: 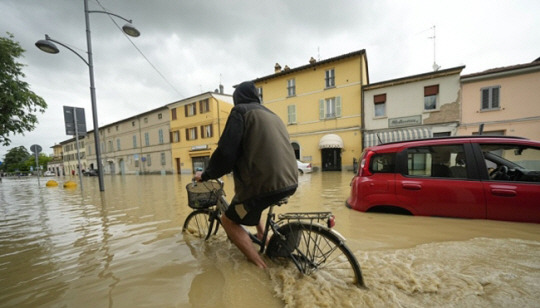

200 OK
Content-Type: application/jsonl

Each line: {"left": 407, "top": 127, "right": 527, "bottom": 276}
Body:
{"left": 364, "top": 135, "right": 539, "bottom": 152}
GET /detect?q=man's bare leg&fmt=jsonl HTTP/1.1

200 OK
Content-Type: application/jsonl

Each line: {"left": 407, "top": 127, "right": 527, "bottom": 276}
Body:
{"left": 221, "top": 215, "right": 267, "bottom": 269}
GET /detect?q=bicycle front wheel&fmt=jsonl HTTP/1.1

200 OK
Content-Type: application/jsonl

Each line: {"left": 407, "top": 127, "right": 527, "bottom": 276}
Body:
{"left": 267, "top": 222, "right": 364, "bottom": 287}
{"left": 182, "top": 209, "right": 211, "bottom": 239}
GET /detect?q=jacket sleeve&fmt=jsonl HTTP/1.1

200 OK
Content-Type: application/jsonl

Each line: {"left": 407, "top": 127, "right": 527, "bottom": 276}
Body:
{"left": 201, "top": 109, "right": 244, "bottom": 181}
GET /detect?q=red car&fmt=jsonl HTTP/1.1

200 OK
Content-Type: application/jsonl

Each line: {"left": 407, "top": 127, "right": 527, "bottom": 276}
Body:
{"left": 346, "top": 136, "right": 540, "bottom": 223}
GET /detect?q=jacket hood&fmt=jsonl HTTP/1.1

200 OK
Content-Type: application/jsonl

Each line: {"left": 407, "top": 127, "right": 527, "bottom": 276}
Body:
{"left": 233, "top": 81, "right": 260, "bottom": 106}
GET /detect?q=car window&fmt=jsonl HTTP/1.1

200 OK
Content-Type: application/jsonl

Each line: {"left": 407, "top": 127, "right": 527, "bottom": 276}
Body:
{"left": 405, "top": 144, "right": 467, "bottom": 178}
{"left": 370, "top": 153, "right": 395, "bottom": 173}
{"left": 480, "top": 144, "right": 540, "bottom": 183}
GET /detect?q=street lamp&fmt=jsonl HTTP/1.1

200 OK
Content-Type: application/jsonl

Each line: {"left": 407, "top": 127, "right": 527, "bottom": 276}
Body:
{"left": 35, "top": 0, "right": 140, "bottom": 191}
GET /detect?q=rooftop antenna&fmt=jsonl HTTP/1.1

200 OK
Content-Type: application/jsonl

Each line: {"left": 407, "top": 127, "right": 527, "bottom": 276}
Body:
{"left": 428, "top": 25, "right": 440, "bottom": 71}
{"left": 317, "top": 46, "right": 321, "bottom": 61}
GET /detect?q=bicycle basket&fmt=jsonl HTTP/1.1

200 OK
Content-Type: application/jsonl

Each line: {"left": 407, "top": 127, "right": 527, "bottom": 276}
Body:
{"left": 186, "top": 181, "right": 222, "bottom": 209}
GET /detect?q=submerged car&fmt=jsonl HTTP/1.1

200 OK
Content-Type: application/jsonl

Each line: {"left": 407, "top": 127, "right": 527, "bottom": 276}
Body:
{"left": 83, "top": 169, "right": 98, "bottom": 176}
{"left": 346, "top": 136, "right": 540, "bottom": 223}
{"left": 297, "top": 160, "right": 313, "bottom": 174}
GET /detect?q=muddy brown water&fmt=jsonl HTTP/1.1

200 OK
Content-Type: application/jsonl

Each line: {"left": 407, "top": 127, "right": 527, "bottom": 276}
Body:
{"left": 1, "top": 173, "right": 539, "bottom": 307}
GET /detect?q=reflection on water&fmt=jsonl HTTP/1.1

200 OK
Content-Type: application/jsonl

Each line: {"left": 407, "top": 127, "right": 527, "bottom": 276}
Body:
{"left": 1, "top": 173, "right": 539, "bottom": 307}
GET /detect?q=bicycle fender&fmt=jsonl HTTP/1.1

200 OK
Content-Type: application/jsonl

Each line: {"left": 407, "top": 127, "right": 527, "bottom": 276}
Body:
{"left": 310, "top": 222, "right": 347, "bottom": 243}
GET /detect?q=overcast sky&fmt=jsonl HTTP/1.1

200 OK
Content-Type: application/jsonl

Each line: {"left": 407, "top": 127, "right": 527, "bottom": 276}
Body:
{"left": 1, "top": 0, "right": 539, "bottom": 159}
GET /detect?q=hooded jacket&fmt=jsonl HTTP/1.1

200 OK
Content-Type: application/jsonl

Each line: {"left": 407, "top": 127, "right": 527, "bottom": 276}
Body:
{"left": 201, "top": 81, "right": 298, "bottom": 202}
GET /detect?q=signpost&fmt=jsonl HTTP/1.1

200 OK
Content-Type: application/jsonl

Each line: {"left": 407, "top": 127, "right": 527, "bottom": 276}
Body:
{"left": 64, "top": 106, "right": 87, "bottom": 190}
{"left": 30, "top": 144, "right": 42, "bottom": 186}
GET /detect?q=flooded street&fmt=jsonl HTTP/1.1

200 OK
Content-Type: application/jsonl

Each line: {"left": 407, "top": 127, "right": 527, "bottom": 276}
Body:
{"left": 1, "top": 172, "right": 540, "bottom": 307}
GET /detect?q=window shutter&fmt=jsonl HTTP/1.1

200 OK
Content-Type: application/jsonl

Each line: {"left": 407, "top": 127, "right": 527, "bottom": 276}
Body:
{"left": 492, "top": 87, "right": 500, "bottom": 108}
{"left": 424, "top": 85, "right": 439, "bottom": 96}
{"left": 169, "top": 131, "right": 173, "bottom": 143}
{"left": 184, "top": 105, "right": 188, "bottom": 117}
{"left": 319, "top": 99, "right": 325, "bottom": 119}
{"left": 336, "top": 96, "right": 342, "bottom": 117}
{"left": 171, "top": 108, "right": 177, "bottom": 120}
{"left": 193, "top": 103, "right": 197, "bottom": 115}
{"left": 185, "top": 129, "right": 189, "bottom": 140}
{"left": 210, "top": 124, "right": 213, "bottom": 137}
{"left": 374, "top": 94, "right": 386, "bottom": 104}
{"left": 481, "top": 89, "right": 490, "bottom": 109}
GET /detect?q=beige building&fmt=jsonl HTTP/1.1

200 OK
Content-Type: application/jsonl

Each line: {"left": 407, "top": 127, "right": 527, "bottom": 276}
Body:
{"left": 459, "top": 59, "right": 540, "bottom": 140}
{"left": 86, "top": 106, "right": 173, "bottom": 175}
{"left": 61, "top": 136, "right": 87, "bottom": 176}
{"left": 363, "top": 66, "right": 465, "bottom": 147}
{"left": 47, "top": 143, "right": 64, "bottom": 176}
{"left": 253, "top": 50, "right": 369, "bottom": 171}
{"left": 169, "top": 91, "right": 233, "bottom": 174}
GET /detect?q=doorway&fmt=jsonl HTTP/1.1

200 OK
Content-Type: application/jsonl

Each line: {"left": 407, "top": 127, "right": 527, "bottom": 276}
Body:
{"left": 321, "top": 148, "right": 341, "bottom": 171}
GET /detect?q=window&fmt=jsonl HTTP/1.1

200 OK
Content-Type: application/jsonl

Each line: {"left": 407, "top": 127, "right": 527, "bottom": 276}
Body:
{"left": 257, "top": 87, "right": 263, "bottom": 103}
{"left": 144, "top": 132, "right": 149, "bottom": 146}
{"left": 424, "top": 85, "right": 439, "bottom": 111}
{"left": 133, "top": 135, "right": 137, "bottom": 148}
{"left": 481, "top": 86, "right": 500, "bottom": 110}
{"left": 185, "top": 103, "right": 197, "bottom": 116}
{"left": 132, "top": 121, "right": 135, "bottom": 127}
{"left": 186, "top": 127, "right": 198, "bottom": 140}
{"left": 370, "top": 153, "right": 395, "bottom": 173}
{"left": 172, "top": 130, "right": 180, "bottom": 142}
{"left": 287, "top": 79, "right": 296, "bottom": 97}
{"left": 480, "top": 144, "right": 540, "bottom": 183}
{"left": 374, "top": 94, "right": 386, "bottom": 117}
{"left": 146, "top": 154, "right": 152, "bottom": 166}
{"left": 134, "top": 155, "right": 139, "bottom": 168}
{"left": 158, "top": 113, "right": 162, "bottom": 120}
{"left": 201, "top": 124, "right": 213, "bottom": 138}
{"left": 199, "top": 99, "right": 210, "bottom": 113}
{"left": 115, "top": 125, "right": 119, "bottom": 131}
{"left": 116, "top": 138, "right": 121, "bottom": 151}
{"left": 144, "top": 117, "right": 148, "bottom": 124}
{"left": 158, "top": 129, "right": 164, "bottom": 144}
{"left": 319, "top": 97, "right": 342, "bottom": 119}
{"left": 171, "top": 108, "right": 177, "bottom": 120}
{"left": 161, "top": 153, "right": 166, "bottom": 166}
{"left": 406, "top": 144, "right": 466, "bottom": 178}
{"left": 287, "top": 105, "right": 297, "bottom": 124}
{"left": 108, "top": 140, "right": 113, "bottom": 152}
{"left": 325, "top": 69, "right": 335, "bottom": 88}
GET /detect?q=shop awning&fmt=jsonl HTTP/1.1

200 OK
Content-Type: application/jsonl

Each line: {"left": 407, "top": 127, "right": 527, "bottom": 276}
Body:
{"left": 364, "top": 127, "right": 432, "bottom": 147}
{"left": 319, "top": 134, "right": 344, "bottom": 149}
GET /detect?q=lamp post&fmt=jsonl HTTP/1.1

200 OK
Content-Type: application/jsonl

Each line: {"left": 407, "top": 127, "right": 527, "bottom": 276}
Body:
{"left": 36, "top": 0, "right": 140, "bottom": 191}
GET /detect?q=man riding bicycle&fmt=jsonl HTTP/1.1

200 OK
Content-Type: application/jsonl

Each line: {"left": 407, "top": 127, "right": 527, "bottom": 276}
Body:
{"left": 194, "top": 81, "right": 298, "bottom": 268}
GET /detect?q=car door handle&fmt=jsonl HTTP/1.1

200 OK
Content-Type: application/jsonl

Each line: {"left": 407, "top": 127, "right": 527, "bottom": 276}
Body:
{"left": 491, "top": 189, "right": 517, "bottom": 197}
{"left": 402, "top": 183, "right": 422, "bottom": 190}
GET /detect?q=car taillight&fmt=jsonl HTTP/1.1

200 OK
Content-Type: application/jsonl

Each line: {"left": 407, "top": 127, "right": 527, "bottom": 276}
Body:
{"left": 358, "top": 151, "right": 374, "bottom": 177}
{"left": 307, "top": 163, "right": 311, "bottom": 168}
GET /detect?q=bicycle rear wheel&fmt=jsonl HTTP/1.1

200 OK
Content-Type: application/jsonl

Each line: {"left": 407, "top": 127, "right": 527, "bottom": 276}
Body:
{"left": 182, "top": 209, "right": 212, "bottom": 239}
{"left": 267, "top": 222, "right": 364, "bottom": 287}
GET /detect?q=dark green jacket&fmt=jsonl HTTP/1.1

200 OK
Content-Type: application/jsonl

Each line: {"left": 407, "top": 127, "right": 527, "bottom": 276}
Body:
{"left": 201, "top": 81, "right": 298, "bottom": 202}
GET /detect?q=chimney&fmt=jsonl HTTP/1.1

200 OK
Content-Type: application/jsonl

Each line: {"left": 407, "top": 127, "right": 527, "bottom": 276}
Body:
{"left": 309, "top": 57, "right": 316, "bottom": 64}
{"left": 284, "top": 65, "right": 290, "bottom": 71}
{"left": 219, "top": 84, "right": 224, "bottom": 94}
{"left": 274, "top": 63, "right": 282, "bottom": 73}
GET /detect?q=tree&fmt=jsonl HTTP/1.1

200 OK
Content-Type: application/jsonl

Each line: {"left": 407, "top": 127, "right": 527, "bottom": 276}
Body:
{"left": 1, "top": 146, "right": 30, "bottom": 172}
{"left": 24, "top": 152, "right": 52, "bottom": 172}
{"left": 0, "top": 32, "right": 47, "bottom": 146}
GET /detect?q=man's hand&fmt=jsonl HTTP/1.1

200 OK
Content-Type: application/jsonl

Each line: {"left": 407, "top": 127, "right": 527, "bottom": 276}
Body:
{"left": 193, "top": 171, "right": 203, "bottom": 182}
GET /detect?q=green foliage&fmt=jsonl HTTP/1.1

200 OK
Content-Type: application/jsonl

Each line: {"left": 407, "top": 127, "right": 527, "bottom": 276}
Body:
{"left": 0, "top": 32, "right": 47, "bottom": 146}
{"left": 1, "top": 146, "right": 30, "bottom": 172}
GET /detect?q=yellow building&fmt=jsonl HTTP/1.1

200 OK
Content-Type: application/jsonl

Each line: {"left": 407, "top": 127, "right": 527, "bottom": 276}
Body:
{"left": 253, "top": 50, "right": 369, "bottom": 171}
{"left": 169, "top": 91, "right": 233, "bottom": 174}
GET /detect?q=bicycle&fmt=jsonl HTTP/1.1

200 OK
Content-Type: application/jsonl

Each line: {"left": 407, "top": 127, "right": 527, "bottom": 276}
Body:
{"left": 182, "top": 179, "right": 365, "bottom": 288}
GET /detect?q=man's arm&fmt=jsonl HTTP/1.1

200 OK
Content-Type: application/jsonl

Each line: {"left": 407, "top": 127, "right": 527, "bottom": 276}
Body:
{"left": 196, "top": 109, "right": 244, "bottom": 181}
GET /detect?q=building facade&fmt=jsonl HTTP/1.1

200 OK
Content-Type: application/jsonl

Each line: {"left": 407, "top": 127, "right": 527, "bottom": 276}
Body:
{"left": 168, "top": 92, "right": 233, "bottom": 174}
{"left": 459, "top": 59, "right": 540, "bottom": 140}
{"left": 363, "top": 66, "right": 465, "bottom": 147}
{"left": 61, "top": 136, "right": 87, "bottom": 176}
{"left": 86, "top": 106, "right": 174, "bottom": 175}
{"left": 253, "top": 50, "right": 369, "bottom": 171}
{"left": 47, "top": 143, "right": 64, "bottom": 176}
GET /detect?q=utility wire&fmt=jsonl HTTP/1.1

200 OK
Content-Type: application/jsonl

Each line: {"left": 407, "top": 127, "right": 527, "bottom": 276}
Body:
{"left": 94, "top": 0, "right": 183, "bottom": 97}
